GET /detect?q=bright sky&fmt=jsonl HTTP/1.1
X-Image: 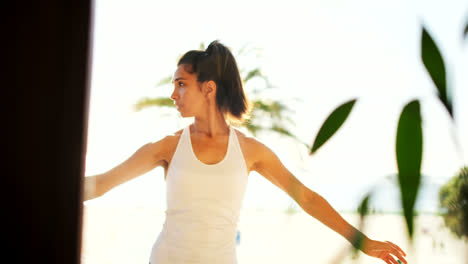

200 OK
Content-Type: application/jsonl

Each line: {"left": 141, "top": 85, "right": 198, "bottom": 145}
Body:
{"left": 84, "top": 0, "right": 468, "bottom": 211}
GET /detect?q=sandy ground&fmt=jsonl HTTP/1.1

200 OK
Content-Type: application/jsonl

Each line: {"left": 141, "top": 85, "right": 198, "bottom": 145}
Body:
{"left": 81, "top": 205, "right": 468, "bottom": 264}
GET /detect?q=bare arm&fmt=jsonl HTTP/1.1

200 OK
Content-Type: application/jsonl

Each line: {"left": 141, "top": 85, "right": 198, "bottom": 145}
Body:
{"left": 83, "top": 137, "right": 169, "bottom": 201}
{"left": 250, "top": 140, "right": 407, "bottom": 264}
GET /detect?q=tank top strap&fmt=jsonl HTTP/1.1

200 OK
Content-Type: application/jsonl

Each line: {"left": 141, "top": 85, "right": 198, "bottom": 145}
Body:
{"left": 229, "top": 126, "right": 248, "bottom": 176}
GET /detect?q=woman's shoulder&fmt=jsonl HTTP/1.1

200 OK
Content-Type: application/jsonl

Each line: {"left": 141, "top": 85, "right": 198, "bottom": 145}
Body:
{"left": 160, "top": 128, "right": 184, "bottom": 146}
{"left": 232, "top": 128, "right": 276, "bottom": 171}
{"left": 143, "top": 128, "right": 184, "bottom": 164}
{"left": 232, "top": 128, "right": 268, "bottom": 151}
{"left": 144, "top": 128, "right": 183, "bottom": 152}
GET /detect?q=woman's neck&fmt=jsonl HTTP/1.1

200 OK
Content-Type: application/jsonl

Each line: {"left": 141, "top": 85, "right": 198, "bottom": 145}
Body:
{"left": 191, "top": 94, "right": 230, "bottom": 137}
{"left": 192, "top": 116, "right": 229, "bottom": 138}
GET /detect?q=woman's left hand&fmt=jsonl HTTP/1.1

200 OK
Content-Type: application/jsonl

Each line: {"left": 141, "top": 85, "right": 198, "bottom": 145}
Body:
{"left": 362, "top": 239, "right": 407, "bottom": 264}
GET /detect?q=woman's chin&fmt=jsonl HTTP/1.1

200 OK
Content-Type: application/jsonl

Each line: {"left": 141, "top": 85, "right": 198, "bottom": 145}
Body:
{"left": 178, "top": 112, "right": 191, "bottom": 118}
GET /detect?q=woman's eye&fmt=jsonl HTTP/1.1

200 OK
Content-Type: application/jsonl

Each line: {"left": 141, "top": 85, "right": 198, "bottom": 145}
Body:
{"left": 178, "top": 82, "right": 184, "bottom": 87}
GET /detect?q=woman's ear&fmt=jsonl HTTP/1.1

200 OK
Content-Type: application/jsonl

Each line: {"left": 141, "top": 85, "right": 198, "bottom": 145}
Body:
{"left": 204, "top": 80, "right": 217, "bottom": 99}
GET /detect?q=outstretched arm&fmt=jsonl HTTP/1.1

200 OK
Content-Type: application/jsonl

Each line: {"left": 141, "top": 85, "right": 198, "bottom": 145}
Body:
{"left": 250, "top": 140, "right": 407, "bottom": 264}
{"left": 83, "top": 137, "right": 170, "bottom": 201}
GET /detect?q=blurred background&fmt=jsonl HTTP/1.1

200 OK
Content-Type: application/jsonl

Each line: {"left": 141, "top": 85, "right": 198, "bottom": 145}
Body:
{"left": 82, "top": 0, "right": 468, "bottom": 263}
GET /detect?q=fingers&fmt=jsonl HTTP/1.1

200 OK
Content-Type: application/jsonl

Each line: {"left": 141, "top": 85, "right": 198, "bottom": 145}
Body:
{"left": 386, "top": 240, "right": 407, "bottom": 257}
{"left": 380, "top": 253, "right": 402, "bottom": 264}
{"left": 382, "top": 254, "right": 403, "bottom": 264}
{"left": 385, "top": 241, "right": 407, "bottom": 264}
{"left": 390, "top": 250, "right": 406, "bottom": 264}
{"left": 385, "top": 256, "right": 400, "bottom": 264}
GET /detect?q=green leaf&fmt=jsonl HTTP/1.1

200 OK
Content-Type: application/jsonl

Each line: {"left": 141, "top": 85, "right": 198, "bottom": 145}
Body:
{"left": 156, "top": 75, "right": 173, "bottom": 87}
{"left": 252, "top": 100, "right": 290, "bottom": 119}
{"left": 396, "top": 100, "right": 423, "bottom": 240}
{"left": 244, "top": 68, "right": 262, "bottom": 83}
{"left": 134, "top": 97, "right": 174, "bottom": 111}
{"left": 439, "top": 166, "right": 468, "bottom": 239}
{"left": 357, "top": 193, "right": 371, "bottom": 217}
{"left": 350, "top": 193, "right": 372, "bottom": 257}
{"left": 244, "top": 121, "right": 262, "bottom": 137}
{"left": 421, "top": 27, "right": 452, "bottom": 117}
{"left": 464, "top": 22, "right": 468, "bottom": 38}
{"left": 310, "top": 99, "right": 357, "bottom": 155}
{"left": 271, "top": 124, "right": 295, "bottom": 138}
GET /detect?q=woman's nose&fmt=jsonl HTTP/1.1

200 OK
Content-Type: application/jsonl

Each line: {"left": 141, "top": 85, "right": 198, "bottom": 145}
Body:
{"left": 170, "top": 89, "right": 178, "bottom": 101}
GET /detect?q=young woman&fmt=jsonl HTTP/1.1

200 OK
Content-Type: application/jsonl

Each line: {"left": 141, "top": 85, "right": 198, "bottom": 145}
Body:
{"left": 84, "top": 41, "right": 407, "bottom": 264}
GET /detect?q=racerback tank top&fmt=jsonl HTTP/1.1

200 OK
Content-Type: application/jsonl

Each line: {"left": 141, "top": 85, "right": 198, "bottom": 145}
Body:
{"left": 149, "top": 125, "right": 249, "bottom": 264}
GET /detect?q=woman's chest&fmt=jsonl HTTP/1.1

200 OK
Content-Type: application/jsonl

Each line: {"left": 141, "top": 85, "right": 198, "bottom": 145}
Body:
{"left": 164, "top": 131, "right": 256, "bottom": 174}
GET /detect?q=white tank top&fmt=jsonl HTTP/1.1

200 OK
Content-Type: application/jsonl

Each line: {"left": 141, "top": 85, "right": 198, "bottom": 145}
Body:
{"left": 150, "top": 125, "right": 249, "bottom": 264}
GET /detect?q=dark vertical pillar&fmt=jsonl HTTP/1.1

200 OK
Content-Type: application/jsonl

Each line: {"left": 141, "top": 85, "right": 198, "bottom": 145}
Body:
{"left": 10, "top": 1, "right": 92, "bottom": 263}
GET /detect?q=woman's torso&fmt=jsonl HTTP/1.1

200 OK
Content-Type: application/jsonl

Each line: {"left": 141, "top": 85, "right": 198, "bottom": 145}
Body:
{"left": 150, "top": 124, "right": 254, "bottom": 264}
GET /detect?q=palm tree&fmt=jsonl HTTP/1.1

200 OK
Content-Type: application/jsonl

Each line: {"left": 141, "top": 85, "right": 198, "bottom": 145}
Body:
{"left": 134, "top": 42, "right": 309, "bottom": 148}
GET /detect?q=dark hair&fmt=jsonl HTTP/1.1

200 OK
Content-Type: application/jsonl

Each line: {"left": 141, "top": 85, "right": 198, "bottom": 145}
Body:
{"left": 177, "top": 40, "right": 251, "bottom": 125}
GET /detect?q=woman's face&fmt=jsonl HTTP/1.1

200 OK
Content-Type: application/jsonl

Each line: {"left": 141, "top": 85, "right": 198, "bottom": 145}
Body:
{"left": 170, "top": 64, "right": 207, "bottom": 118}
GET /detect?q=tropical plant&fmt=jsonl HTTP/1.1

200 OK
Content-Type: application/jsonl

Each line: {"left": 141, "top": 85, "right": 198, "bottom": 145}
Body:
{"left": 439, "top": 166, "right": 468, "bottom": 240}
{"left": 134, "top": 42, "right": 309, "bottom": 147}
{"left": 309, "top": 19, "right": 467, "bottom": 248}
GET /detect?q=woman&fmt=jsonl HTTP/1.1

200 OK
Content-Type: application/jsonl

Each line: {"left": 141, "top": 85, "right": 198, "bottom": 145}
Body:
{"left": 84, "top": 40, "right": 407, "bottom": 264}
